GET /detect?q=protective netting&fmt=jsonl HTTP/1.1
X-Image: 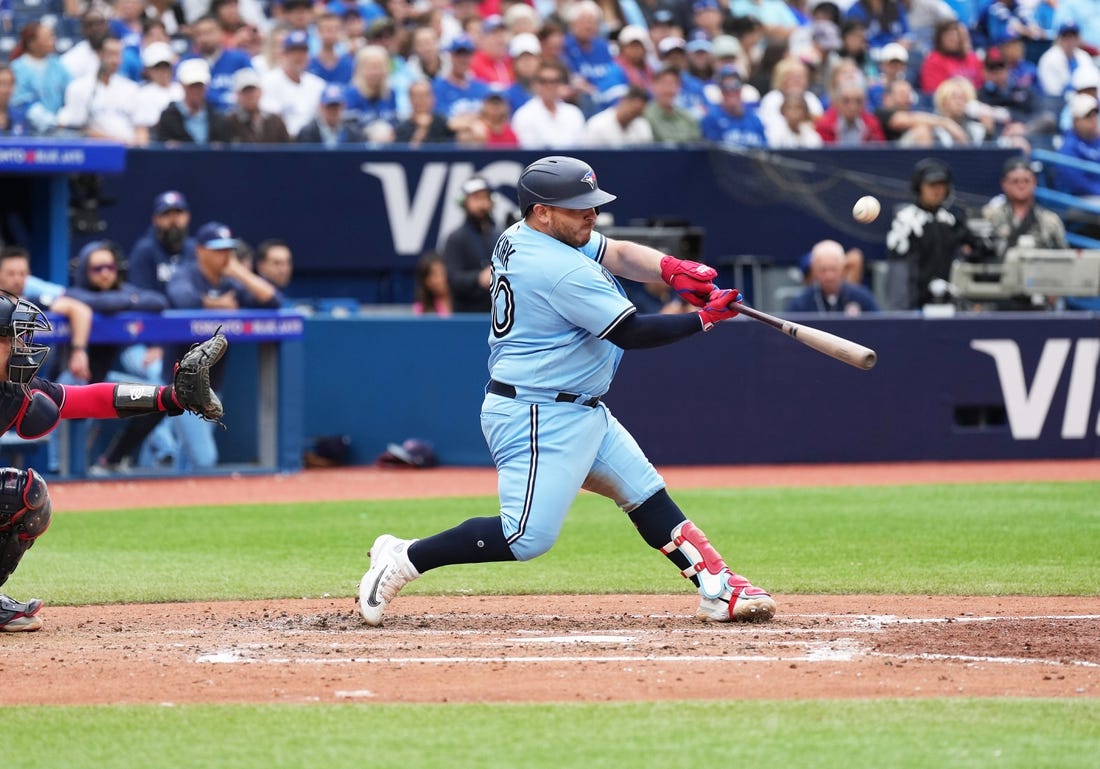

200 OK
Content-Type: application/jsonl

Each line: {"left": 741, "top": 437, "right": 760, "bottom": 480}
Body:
{"left": 704, "top": 144, "right": 997, "bottom": 243}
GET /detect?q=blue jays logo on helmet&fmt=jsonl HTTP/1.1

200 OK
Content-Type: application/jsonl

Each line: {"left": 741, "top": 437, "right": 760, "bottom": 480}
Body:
{"left": 581, "top": 170, "right": 597, "bottom": 190}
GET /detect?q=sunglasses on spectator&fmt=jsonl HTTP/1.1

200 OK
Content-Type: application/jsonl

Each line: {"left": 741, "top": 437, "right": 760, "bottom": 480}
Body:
{"left": 89, "top": 263, "right": 117, "bottom": 274}
{"left": 986, "top": 62, "right": 1006, "bottom": 70}
{"left": 537, "top": 77, "right": 564, "bottom": 84}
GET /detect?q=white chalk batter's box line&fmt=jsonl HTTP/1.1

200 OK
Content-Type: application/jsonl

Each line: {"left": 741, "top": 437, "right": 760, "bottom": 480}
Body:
{"left": 193, "top": 614, "right": 1100, "bottom": 668}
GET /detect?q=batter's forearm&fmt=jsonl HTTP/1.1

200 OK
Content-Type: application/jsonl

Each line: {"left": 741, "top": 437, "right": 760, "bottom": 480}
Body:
{"left": 603, "top": 238, "right": 668, "bottom": 282}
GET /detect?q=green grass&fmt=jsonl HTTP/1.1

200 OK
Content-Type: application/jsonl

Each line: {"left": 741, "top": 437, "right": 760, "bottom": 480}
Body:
{"left": 8, "top": 480, "right": 1098, "bottom": 769}
{"left": 10, "top": 482, "right": 1099, "bottom": 604}
{"left": 14, "top": 699, "right": 1100, "bottom": 769}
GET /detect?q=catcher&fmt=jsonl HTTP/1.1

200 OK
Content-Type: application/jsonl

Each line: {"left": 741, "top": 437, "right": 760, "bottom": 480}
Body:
{"left": 0, "top": 289, "right": 227, "bottom": 631}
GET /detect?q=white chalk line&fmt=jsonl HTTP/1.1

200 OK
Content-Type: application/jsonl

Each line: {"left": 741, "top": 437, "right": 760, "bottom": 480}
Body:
{"left": 193, "top": 613, "right": 1099, "bottom": 669}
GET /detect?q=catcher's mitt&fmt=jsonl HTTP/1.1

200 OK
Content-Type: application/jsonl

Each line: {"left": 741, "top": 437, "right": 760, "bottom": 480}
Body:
{"left": 173, "top": 330, "right": 229, "bottom": 423}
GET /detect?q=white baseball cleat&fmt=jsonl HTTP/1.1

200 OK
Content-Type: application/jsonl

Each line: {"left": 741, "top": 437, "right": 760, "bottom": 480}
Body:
{"left": 696, "top": 570, "right": 777, "bottom": 623}
{"left": 358, "top": 535, "right": 420, "bottom": 627}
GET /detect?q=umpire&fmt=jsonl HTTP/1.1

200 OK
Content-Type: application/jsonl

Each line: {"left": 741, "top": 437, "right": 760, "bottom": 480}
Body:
{"left": 441, "top": 176, "right": 499, "bottom": 312}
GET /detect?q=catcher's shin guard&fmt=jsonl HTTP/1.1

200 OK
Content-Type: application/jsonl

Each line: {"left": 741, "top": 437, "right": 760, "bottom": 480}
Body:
{"left": 660, "top": 520, "right": 731, "bottom": 600}
{"left": 0, "top": 468, "right": 52, "bottom": 586}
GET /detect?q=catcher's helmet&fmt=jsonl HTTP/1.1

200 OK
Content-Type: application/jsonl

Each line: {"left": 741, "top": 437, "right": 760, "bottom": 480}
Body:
{"left": 910, "top": 157, "right": 953, "bottom": 194}
{"left": 0, "top": 290, "right": 51, "bottom": 389}
{"left": 516, "top": 156, "right": 617, "bottom": 215}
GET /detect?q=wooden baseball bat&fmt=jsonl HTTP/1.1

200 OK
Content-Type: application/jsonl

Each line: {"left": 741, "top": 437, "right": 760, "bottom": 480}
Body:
{"left": 734, "top": 303, "right": 878, "bottom": 371}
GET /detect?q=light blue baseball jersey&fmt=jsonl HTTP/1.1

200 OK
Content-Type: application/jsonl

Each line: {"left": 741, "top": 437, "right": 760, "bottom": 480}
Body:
{"left": 487, "top": 220, "right": 636, "bottom": 397}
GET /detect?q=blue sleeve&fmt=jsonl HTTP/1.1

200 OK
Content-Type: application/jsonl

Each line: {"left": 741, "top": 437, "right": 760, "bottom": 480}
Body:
{"left": 166, "top": 272, "right": 204, "bottom": 308}
{"left": 1056, "top": 138, "right": 1100, "bottom": 196}
{"left": 127, "top": 240, "right": 158, "bottom": 290}
{"left": 594, "top": 64, "right": 629, "bottom": 107}
{"left": 700, "top": 112, "right": 720, "bottom": 141}
{"left": 232, "top": 278, "right": 284, "bottom": 309}
{"left": 785, "top": 289, "right": 815, "bottom": 312}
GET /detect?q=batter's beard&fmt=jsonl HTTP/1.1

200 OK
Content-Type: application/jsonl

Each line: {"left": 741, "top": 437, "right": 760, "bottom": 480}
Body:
{"left": 548, "top": 222, "right": 592, "bottom": 248}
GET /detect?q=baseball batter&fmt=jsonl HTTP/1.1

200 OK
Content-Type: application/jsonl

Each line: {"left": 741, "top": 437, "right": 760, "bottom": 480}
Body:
{"left": 0, "top": 292, "right": 226, "bottom": 631}
{"left": 359, "top": 156, "right": 775, "bottom": 626}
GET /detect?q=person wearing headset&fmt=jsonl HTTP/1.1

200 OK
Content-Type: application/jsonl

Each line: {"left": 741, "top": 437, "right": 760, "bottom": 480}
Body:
{"left": 885, "top": 157, "right": 980, "bottom": 309}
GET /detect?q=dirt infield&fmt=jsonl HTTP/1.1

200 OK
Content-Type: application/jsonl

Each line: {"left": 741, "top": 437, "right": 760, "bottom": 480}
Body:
{"left": 7, "top": 460, "right": 1100, "bottom": 705}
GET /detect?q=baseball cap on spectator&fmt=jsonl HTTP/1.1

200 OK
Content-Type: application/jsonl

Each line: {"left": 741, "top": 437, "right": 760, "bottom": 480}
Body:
{"left": 1001, "top": 156, "right": 1036, "bottom": 178}
{"left": 812, "top": 20, "right": 842, "bottom": 51}
{"left": 1071, "top": 66, "right": 1100, "bottom": 92}
{"left": 483, "top": 14, "right": 504, "bottom": 32}
{"left": 177, "top": 58, "right": 211, "bottom": 86}
{"left": 141, "top": 41, "right": 175, "bottom": 69}
{"left": 233, "top": 67, "right": 262, "bottom": 92}
{"left": 1058, "top": 21, "right": 1081, "bottom": 37}
{"left": 321, "top": 83, "right": 346, "bottom": 105}
{"left": 461, "top": 176, "right": 491, "bottom": 197}
{"left": 717, "top": 65, "right": 743, "bottom": 91}
{"left": 652, "top": 9, "right": 675, "bottom": 26}
{"left": 449, "top": 34, "right": 477, "bottom": 53}
{"left": 509, "top": 32, "right": 541, "bottom": 58}
{"left": 658, "top": 36, "right": 687, "bottom": 56}
{"left": 284, "top": 29, "right": 310, "bottom": 50}
{"left": 153, "top": 190, "right": 189, "bottom": 215}
{"left": 1070, "top": 92, "right": 1099, "bottom": 119}
{"left": 711, "top": 34, "right": 741, "bottom": 59}
{"left": 196, "top": 222, "right": 238, "bottom": 250}
{"left": 878, "top": 41, "right": 908, "bottom": 63}
{"left": 693, "top": 0, "right": 720, "bottom": 12}
{"left": 618, "top": 25, "right": 649, "bottom": 48}
{"left": 366, "top": 17, "right": 397, "bottom": 39}
{"left": 687, "top": 36, "right": 713, "bottom": 54}
{"left": 984, "top": 46, "right": 1005, "bottom": 68}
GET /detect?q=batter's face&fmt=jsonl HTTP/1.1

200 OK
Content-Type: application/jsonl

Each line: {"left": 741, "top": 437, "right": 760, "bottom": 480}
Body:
{"left": 532, "top": 204, "right": 597, "bottom": 248}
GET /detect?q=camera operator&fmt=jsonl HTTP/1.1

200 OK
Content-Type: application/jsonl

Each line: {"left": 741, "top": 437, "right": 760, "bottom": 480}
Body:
{"left": 980, "top": 157, "right": 1068, "bottom": 256}
{"left": 965, "top": 157, "right": 1070, "bottom": 310}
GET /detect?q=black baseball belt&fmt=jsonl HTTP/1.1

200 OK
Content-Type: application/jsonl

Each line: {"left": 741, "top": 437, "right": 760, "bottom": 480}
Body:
{"left": 487, "top": 379, "right": 602, "bottom": 408}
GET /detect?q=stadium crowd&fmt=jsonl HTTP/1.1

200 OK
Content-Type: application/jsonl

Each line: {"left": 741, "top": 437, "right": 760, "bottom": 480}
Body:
{"left": 0, "top": 0, "right": 1096, "bottom": 163}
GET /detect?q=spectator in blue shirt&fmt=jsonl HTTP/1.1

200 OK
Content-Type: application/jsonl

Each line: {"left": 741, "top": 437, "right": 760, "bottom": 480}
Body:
{"left": 10, "top": 21, "right": 70, "bottom": 135}
{"left": 845, "top": 0, "right": 909, "bottom": 49}
{"left": 345, "top": 45, "right": 399, "bottom": 136}
{"left": 701, "top": 68, "right": 768, "bottom": 147}
{"left": 787, "top": 240, "right": 880, "bottom": 315}
{"left": 308, "top": 12, "right": 355, "bottom": 84}
{"left": 183, "top": 14, "right": 254, "bottom": 112}
{"left": 1056, "top": 93, "right": 1100, "bottom": 196}
{"left": 433, "top": 36, "right": 491, "bottom": 121}
{"left": 562, "top": 0, "right": 617, "bottom": 115}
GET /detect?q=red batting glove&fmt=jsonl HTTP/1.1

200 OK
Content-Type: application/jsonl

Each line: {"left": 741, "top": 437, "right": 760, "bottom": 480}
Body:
{"left": 698, "top": 288, "right": 743, "bottom": 331}
{"left": 659, "top": 255, "right": 717, "bottom": 308}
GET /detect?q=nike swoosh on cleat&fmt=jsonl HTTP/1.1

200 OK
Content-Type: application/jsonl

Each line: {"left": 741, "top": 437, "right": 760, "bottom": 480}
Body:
{"left": 366, "top": 565, "right": 392, "bottom": 608}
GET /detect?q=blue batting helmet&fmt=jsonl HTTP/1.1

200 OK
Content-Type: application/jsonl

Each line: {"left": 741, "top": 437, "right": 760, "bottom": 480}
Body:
{"left": 516, "top": 156, "right": 617, "bottom": 215}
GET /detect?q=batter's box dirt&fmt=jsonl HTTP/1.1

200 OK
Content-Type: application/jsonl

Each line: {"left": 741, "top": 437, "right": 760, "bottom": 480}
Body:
{"left": 2, "top": 594, "right": 1097, "bottom": 705}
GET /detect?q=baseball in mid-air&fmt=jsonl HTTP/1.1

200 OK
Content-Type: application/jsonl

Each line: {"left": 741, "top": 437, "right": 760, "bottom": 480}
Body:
{"left": 852, "top": 196, "right": 881, "bottom": 223}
